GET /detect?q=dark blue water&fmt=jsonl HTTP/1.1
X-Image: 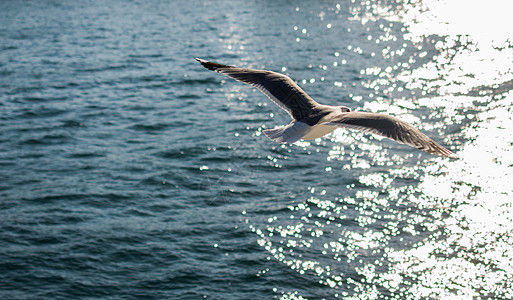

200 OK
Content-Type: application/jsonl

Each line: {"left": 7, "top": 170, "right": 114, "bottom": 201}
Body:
{"left": 2, "top": 0, "right": 513, "bottom": 299}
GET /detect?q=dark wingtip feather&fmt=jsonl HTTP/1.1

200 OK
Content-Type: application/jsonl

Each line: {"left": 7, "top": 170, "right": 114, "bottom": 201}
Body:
{"left": 426, "top": 140, "right": 459, "bottom": 159}
{"left": 195, "top": 58, "right": 232, "bottom": 72}
{"left": 442, "top": 148, "right": 459, "bottom": 159}
{"left": 449, "top": 153, "right": 459, "bottom": 159}
{"left": 440, "top": 146, "right": 459, "bottom": 159}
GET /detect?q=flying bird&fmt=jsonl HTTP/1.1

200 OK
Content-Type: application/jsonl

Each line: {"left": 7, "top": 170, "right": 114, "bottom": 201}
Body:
{"left": 195, "top": 58, "right": 458, "bottom": 158}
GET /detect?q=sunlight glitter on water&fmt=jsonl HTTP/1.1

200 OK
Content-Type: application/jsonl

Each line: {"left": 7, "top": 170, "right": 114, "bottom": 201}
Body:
{"left": 393, "top": 91, "right": 513, "bottom": 298}
{"left": 247, "top": 0, "right": 513, "bottom": 299}
{"left": 345, "top": 0, "right": 513, "bottom": 298}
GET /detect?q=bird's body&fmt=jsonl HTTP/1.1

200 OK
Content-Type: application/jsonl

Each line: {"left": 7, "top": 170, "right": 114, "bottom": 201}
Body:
{"left": 302, "top": 124, "right": 336, "bottom": 140}
{"left": 195, "top": 58, "right": 458, "bottom": 158}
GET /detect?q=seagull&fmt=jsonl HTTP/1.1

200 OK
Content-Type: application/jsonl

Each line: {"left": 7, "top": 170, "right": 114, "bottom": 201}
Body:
{"left": 195, "top": 58, "right": 458, "bottom": 158}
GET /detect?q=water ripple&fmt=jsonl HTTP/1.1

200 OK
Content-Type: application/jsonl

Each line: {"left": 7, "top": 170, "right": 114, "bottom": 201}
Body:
{"left": 1, "top": 0, "right": 512, "bottom": 299}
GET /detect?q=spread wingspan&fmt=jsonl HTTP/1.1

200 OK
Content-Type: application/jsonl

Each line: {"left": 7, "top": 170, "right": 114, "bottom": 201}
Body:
{"left": 196, "top": 58, "right": 458, "bottom": 158}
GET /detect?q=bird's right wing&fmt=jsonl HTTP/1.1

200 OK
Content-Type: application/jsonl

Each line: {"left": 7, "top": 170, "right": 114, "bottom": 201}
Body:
{"left": 195, "top": 58, "right": 318, "bottom": 121}
{"left": 323, "top": 111, "right": 458, "bottom": 158}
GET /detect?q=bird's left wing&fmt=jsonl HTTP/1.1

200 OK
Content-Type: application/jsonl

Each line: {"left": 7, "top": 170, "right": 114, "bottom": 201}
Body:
{"left": 323, "top": 111, "right": 458, "bottom": 158}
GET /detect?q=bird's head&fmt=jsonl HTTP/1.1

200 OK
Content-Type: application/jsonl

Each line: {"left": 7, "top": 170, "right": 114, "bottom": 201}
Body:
{"left": 339, "top": 106, "right": 351, "bottom": 113}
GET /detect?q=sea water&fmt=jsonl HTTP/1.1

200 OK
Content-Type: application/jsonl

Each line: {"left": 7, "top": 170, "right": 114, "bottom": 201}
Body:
{"left": 1, "top": 0, "right": 513, "bottom": 298}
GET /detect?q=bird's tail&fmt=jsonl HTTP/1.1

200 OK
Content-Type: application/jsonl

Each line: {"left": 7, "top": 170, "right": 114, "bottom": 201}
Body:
{"left": 263, "top": 121, "right": 310, "bottom": 144}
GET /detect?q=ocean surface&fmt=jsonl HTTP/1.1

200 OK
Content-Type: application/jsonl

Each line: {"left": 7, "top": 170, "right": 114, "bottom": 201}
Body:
{"left": 2, "top": 0, "right": 513, "bottom": 299}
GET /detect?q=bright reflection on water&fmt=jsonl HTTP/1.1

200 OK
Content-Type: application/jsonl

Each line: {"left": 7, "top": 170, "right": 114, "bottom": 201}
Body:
{"left": 244, "top": 0, "right": 513, "bottom": 298}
